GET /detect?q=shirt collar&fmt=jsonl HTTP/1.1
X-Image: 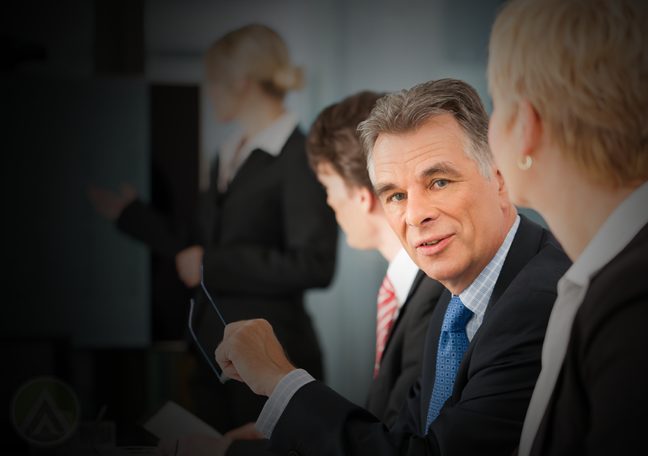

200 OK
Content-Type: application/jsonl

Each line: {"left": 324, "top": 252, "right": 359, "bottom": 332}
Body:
{"left": 218, "top": 112, "right": 298, "bottom": 192}
{"left": 458, "top": 215, "right": 521, "bottom": 318}
{"left": 221, "top": 111, "right": 298, "bottom": 160}
{"left": 563, "top": 180, "right": 648, "bottom": 288}
{"left": 245, "top": 111, "right": 299, "bottom": 157}
{"left": 386, "top": 248, "right": 420, "bottom": 306}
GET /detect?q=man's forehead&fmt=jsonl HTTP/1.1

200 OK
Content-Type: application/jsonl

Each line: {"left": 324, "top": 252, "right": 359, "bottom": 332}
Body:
{"left": 373, "top": 117, "right": 467, "bottom": 175}
{"left": 375, "top": 114, "right": 464, "bottom": 153}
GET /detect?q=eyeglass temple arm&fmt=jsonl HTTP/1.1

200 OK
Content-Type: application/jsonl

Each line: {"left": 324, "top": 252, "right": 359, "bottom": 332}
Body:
{"left": 188, "top": 299, "right": 225, "bottom": 380}
{"left": 200, "top": 263, "right": 227, "bottom": 327}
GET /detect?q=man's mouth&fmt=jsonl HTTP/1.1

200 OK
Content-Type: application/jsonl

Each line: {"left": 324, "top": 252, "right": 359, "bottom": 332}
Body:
{"left": 415, "top": 234, "right": 454, "bottom": 254}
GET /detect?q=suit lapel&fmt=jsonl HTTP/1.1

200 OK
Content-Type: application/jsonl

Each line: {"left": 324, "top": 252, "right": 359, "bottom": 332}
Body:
{"left": 382, "top": 270, "right": 426, "bottom": 356}
{"left": 420, "top": 215, "right": 544, "bottom": 427}
{"left": 406, "top": 269, "right": 426, "bottom": 302}
{"left": 224, "top": 148, "right": 277, "bottom": 194}
{"left": 488, "top": 215, "right": 543, "bottom": 312}
{"left": 220, "top": 127, "right": 300, "bottom": 197}
{"left": 450, "top": 215, "right": 543, "bottom": 400}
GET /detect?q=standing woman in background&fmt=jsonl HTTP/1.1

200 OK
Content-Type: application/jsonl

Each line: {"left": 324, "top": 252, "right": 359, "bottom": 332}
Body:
{"left": 89, "top": 24, "right": 338, "bottom": 432}
{"left": 487, "top": 0, "right": 648, "bottom": 454}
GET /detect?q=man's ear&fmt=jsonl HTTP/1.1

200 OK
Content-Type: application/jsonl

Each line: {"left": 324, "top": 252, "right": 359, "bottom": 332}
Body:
{"left": 494, "top": 168, "right": 512, "bottom": 210}
{"left": 516, "top": 100, "right": 543, "bottom": 161}
{"left": 356, "top": 186, "right": 377, "bottom": 214}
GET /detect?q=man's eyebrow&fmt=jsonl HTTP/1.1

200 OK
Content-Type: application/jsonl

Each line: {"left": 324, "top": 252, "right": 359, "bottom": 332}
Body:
{"left": 374, "top": 183, "right": 397, "bottom": 200}
{"left": 420, "top": 162, "right": 462, "bottom": 179}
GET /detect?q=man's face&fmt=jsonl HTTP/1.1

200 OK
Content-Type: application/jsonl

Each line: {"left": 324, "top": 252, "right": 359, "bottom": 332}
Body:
{"left": 316, "top": 162, "right": 378, "bottom": 250}
{"left": 373, "top": 114, "right": 510, "bottom": 294}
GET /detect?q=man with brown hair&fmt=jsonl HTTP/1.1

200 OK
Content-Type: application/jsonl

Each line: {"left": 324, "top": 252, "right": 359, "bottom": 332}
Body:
{"left": 159, "top": 92, "right": 443, "bottom": 456}
{"left": 213, "top": 79, "right": 571, "bottom": 456}
{"left": 306, "top": 91, "right": 444, "bottom": 425}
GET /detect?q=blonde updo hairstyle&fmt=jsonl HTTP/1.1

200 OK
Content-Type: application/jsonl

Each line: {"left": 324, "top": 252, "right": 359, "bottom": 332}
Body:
{"left": 205, "top": 24, "right": 304, "bottom": 100}
{"left": 488, "top": 0, "right": 648, "bottom": 187}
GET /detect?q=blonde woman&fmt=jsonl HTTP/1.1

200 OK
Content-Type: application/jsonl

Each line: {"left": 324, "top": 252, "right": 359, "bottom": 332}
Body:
{"left": 90, "top": 25, "right": 337, "bottom": 432}
{"left": 487, "top": 0, "right": 648, "bottom": 454}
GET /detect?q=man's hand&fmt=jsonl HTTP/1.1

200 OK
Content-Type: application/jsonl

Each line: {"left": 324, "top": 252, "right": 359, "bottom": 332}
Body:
{"left": 215, "top": 319, "right": 296, "bottom": 397}
{"left": 158, "top": 435, "right": 232, "bottom": 456}
{"left": 87, "top": 183, "right": 137, "bottom": 221}
{"left": 224, "top": 422, "right": 265, "bottom": 440}
{"left": 175, "top": 245, "right": 204, "bottom": 288}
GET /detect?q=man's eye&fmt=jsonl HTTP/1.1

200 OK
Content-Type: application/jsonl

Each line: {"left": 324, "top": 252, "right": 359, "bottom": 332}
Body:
{"left": 433, "top": 179, "right": 449, "bottom": 189}
{"left": 388, "top": 192, "right": 406, "bottom": 203}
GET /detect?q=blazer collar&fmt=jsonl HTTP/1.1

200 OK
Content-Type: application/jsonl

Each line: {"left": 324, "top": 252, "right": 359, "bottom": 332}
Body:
{"left": 215, "top": 127, "right": 302, "bottom": 197}
{"left": 488, "top": 214, "right": 543, "bottom": 312}
{"left": 382, "top": 269, "right": 433, "bottom": 360}
{"left": 458, "top": 214, "right": 543, "bottom": 362}
{"left": 420, "top": 214, "right": 544, "bottom": 431}
{"left": 405, "top": 269, "right": 427, "bottom": 302}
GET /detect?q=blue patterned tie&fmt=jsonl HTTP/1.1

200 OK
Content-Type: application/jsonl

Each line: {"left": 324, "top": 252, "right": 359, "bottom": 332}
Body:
{"left": 425, "top": 295, "right": 473, "bottom": 433}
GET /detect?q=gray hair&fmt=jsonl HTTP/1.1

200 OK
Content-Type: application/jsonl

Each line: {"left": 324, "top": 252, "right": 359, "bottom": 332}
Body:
{"left": 358, "top": 79, "right": 494, "bottom": 182}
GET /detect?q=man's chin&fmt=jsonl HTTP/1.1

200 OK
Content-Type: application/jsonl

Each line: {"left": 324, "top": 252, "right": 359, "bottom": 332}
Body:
{"left": 418, "top": 259, "right": 463, "bottom": 286}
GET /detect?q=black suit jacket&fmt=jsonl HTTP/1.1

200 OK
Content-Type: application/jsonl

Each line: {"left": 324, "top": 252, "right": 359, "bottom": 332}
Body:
{"left": 266, "top": 215, "right": 571, "bottom": 456}
{"left": 226, "top": 271, "right": 443, "bottom": 455}
{"left": 117, "top": 128, "right": 338, "bottom": 373}
{"left": 366, "top": 270, "right": 444, "bottom": 427}
{"left": 525, "top": 222, "right": 648, "bottom": 456}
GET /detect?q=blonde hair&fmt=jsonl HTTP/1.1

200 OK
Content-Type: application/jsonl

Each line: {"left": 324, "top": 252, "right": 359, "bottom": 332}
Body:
{"left": 488, "top": 0, "right": 648, "bottom": 187}
{"left": 205, "top": 24, "right": 303, "bottom": 99}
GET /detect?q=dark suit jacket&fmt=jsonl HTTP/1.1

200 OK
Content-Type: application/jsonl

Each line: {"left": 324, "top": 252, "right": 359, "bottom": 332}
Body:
{"left": 524, "top": 222, "right": 648, "bottom": 456}
{"left": 117, "top": 127, "right": 338, "bottom": 374}
{"left": 366, "top": 270, "right": 444, "bottom": 427}
{"left": 226, "top": 271, "right": 443, "bottom": 455}
{"left": 266, "top": 215, "right": 571, "bottom": 456}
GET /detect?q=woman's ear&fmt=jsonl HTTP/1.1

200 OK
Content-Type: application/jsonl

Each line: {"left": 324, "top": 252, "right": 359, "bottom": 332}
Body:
{"left": 516, "top": 100, "right": 543, "bottom": 160}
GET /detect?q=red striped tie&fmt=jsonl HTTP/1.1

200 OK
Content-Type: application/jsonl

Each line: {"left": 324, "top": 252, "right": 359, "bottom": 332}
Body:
{"left": 374, "top": 274, "right": 398, "bottom": 378}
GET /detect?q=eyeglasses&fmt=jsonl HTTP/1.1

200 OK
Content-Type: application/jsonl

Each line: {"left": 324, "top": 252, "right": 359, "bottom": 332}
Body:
{"left": 188, "top": 263, "right": 230, "bottom": 383}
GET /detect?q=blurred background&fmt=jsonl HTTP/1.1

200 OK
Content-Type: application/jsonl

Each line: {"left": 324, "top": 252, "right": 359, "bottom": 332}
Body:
{"left": 1, "top": 0, "right": 545, "bottom": 450}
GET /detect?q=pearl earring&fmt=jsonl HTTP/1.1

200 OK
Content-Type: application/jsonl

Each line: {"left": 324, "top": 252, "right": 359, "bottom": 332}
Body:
{"left": 518, "top": 155, "right": 532, "bottom": 170}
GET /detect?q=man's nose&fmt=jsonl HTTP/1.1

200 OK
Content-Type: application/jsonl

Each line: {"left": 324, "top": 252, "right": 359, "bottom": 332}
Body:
{"left": 405, "top": 188, "right": 439, "bottom": 227}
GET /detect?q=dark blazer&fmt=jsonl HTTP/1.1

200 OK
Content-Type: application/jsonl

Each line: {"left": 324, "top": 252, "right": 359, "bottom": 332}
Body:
{"left": 118, "top": 126, "right": 337, "bottom": 359}
{"left": 366, "top": 270, "right": 444, "bottom": 427}
{"left": 117, "top": 128, "right": 338, "bottom": 430}
{"left": 226, "top": 271, "right": 443, "bottom": 455}
{"left": 266, "top": 215, "right": 571, "bottom": 456}
{"left": 525, "top": 223, "right": 648, "bottom": 456}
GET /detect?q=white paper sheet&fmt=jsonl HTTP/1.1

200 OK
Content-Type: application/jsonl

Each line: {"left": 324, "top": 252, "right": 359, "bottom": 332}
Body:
{"left": 142, "top": 400, "right": 223, "bottom": 440}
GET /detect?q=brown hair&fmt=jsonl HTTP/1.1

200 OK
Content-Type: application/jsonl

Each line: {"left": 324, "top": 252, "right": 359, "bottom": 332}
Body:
{"left": 204, "top": 24, "right": 303, "bottom": 100}
{"left": 307, "top": 91, "right": 383, "bottom": 191}
{"left": 358, "top": 79, "right": 493, "bottom": 180}
{"left": 488, "top": 0, "right": 648, "bottom": 186}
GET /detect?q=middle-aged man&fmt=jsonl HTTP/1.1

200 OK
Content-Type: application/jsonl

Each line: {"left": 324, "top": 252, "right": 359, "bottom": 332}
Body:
{"left": 182, "top": 90, "right": 446, "bottom": 456}
{"left": 214, "top": 79, "right": 572, "bottom": 456}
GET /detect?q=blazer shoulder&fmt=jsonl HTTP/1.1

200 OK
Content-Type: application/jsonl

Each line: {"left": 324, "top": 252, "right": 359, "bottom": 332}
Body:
{"left": 577, "top": 223, "right": 648, "bottom": 333}
{"left": 517, "top": 217, "right": 571, "bottom": 293}
{"left": 278, "top": 127, "right": 307, "bottom": 158}
{"left": 490, "top": 216, "right": 571, "bottom": 310}
{"left": 521, "top": 231, "right": 572, "bottom": 295}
